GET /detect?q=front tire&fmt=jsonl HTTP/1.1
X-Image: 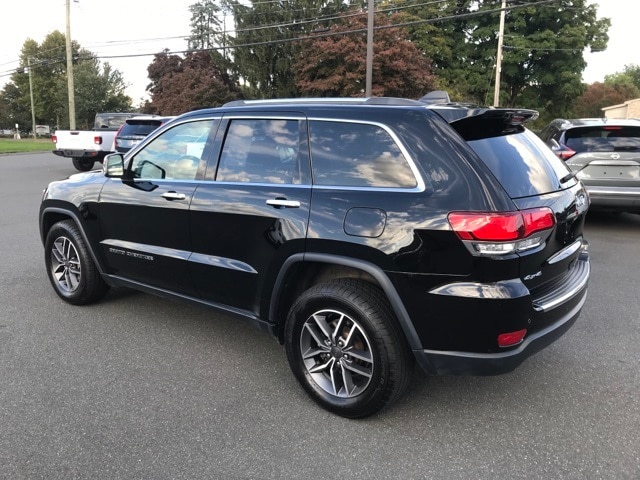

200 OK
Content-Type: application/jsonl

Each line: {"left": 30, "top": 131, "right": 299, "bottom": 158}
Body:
{"left": 285, "top": 279, "right": 413, "bottom": 418}
{"left": 72, "top": 157, "right": 95, "bottom": 171}
{"left": 44, "top": 220, "right": 109, "bottom": 305}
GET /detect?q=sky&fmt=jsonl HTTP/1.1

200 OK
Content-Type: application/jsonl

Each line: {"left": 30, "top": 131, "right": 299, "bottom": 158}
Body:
{"left": 0, "top": 0, "right": 636, "bottom": 106}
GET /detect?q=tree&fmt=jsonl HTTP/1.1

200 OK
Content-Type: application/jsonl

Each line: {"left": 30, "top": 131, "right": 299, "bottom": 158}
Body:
{"left": 188, "top": 0, "right": 224, "bottom": 50}
{"left": 1, "top": 31, "right": 132, "bottom": 130}
{"left": 386, "top": 0, "right": 473, "bottom": 100}
{"left": 225, "top": 0, "right": 329, "bottom": 98}
{"left": 572, "top": 80, "right": 640, "bottom": 118}
{"left": 295, "top": 12, "right": 435, "bottom": 98}
{"left": 144, "top": 51, "right": 242, "bottom": 115}
{"left": 466, "top": 0, "right": 609, "bottom": 119}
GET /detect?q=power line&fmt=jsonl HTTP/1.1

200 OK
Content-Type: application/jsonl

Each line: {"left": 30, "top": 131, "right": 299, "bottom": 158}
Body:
{"left": 0, "top": 0, "right": 561, "bottom": 81}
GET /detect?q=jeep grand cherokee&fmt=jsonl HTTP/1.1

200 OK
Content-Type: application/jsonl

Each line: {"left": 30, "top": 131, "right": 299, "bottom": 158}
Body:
{"left": 39, "top": 95, "right": 590, "bottom": 418}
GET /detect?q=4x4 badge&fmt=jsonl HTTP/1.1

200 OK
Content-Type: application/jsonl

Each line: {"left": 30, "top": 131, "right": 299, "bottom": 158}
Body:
{"left": 524, "top": 271, "right": 542, "bottom": 281}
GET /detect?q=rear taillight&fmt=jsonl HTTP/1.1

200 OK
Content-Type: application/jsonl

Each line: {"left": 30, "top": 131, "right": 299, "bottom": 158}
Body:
{"left": 558, "top": 147, "right": 576, "bottom": 161}
{"left": 94, "top": 136, "right": 102, "bottom": 146}
{"left": 448, "top": 207, "right": 555, "bottom": 256}
{"left": 52, "top": 135, "right": 57, "bottom": 143}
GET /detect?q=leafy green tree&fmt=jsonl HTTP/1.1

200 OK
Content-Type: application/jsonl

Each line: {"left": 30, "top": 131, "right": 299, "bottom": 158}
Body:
{"left": 385, "top": 0, "right": 473, "bottom": 100}
{"left": 224, "top": 0, "right": 329, "bottom": 98}
{"left": 604, "top": 66, "right": 640, "bottom": 94}
{"left": 618, "top": 64, "right": 640, "bottom": 91}
{"left": 296, "top": 12, "right": 435, "bottom": 98}
{"left": 466, "top": 0, "right": 609, "bottom": 119}
{"left": 144, "top": 51, "right": 242, "bottom": 115}
{"left": 67, "top": 55, "right": 133, "bottom": 129}
{"left": 188, "top": 0, "right": 224, "bottom": 50}
{"left": 1, "top": 31, "right": 132, "bottom": 130}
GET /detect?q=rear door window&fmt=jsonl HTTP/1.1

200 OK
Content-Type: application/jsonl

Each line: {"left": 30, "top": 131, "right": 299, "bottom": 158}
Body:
{"left": 467, "top": 129, "right": 572, "bottom": 198}
{"left": 564, "top": 126, "right": 640, "bottom": 152}
{"left": 216, "top": 118, "right": 307, "bottom": 185}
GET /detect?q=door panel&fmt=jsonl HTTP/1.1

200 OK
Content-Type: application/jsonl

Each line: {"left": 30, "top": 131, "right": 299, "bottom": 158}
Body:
{"left": 97, "top": 118, "right": 219, "bottom": 295}
{"left": 188, "top": 115, "right": 311, "bottom": 316}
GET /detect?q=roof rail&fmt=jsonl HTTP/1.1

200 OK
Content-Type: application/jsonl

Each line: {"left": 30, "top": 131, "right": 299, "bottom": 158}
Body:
{"left": 222, "top": 97, "right": 424, "bottom": 107}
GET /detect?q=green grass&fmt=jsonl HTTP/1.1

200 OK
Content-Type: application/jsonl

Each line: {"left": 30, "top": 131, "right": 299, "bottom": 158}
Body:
{"left": 0, "top": 137, "right": 53, "bottom": 154}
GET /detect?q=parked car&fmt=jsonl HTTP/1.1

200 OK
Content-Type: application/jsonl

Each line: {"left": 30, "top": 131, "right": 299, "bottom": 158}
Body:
{"left": 112, "top": 115, "right": 175, "bottom": 154}
{"left": 39, "top": 94, "right": 590, "bottom": 418}
{"left": 539, "top": 118, "right": 640, "bottom": 213}
{"left": 52, "top": 112, "right": 140, "bottom": 171}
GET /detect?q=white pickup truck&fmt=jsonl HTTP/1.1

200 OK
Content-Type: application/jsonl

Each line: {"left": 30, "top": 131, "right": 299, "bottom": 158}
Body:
{"left": 52, "top": 113, "right": 139, "bottom": 171}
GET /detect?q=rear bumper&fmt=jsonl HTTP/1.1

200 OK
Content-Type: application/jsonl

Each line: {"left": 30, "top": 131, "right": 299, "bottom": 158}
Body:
{"left": 52, "top": 149, "right": 106, "bottom": 160}
{"left": 586, "top": 185, "right": 640, "bottom": 212}
{"left": 412, "top": 249, "right": 589, "bottom": 376}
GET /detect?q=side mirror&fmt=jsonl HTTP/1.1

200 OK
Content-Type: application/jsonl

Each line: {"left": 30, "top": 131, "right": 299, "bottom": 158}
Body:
{"left": 103, "top": 153, "right": 125, "bottom": 177}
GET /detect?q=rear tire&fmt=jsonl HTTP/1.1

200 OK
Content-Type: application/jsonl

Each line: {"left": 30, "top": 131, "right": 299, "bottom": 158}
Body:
{"left": 44, "top": 220, "right": 109, "bottom": 305}
{"left": 72, "top": 157, "right": 95, "bottom": 171}
{"left": 285, "top": 279, "right": 413, "bottom": 418}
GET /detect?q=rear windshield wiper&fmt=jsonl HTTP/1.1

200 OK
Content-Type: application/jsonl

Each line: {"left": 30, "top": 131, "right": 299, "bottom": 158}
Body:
{"left": 560, "top": 164, "right": 589, "bottom": 185}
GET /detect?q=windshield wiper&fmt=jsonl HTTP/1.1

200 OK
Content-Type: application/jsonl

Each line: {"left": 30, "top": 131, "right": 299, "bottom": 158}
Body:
{"left": 560, "top": 164, "right": 589, "bottom": 185}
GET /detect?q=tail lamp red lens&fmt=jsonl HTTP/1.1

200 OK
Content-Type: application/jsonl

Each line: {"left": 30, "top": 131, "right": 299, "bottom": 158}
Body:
{"left": 51, "top": 135, "right": 57, "bottom": 143}
{"left": 498, "top": 329, "right": 527, "bottom": 347}
{"left": 448, "top": 208, "right": 555, "bottom": 256}
{"left": 94, "top": 136, "right": 102, "bottom": 146}
{"left": 558, "top": 147, "right": 576, "bottom": 161}
{"left": 448, "top": 208, "right": 555, "bottom": 242}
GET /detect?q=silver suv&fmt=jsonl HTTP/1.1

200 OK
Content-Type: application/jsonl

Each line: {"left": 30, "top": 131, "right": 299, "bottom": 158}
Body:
{"left": 540, "top": 118, "right": 640, "bottom": 214}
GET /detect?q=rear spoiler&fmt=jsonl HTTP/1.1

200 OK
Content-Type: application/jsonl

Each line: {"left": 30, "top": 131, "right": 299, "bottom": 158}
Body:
{"left": 432, "top": 107, "right": 539, "bottom": 140}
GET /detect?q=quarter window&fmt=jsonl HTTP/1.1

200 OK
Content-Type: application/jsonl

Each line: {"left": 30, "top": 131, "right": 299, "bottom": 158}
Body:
{"left": 130, "top": 120, "right": 215, "bottom": 180}
{"left": 309, "top": 121, "right": 417, "bottom": 188}
{"left": 216, "top": 119, "right": 304, "bottom": 184}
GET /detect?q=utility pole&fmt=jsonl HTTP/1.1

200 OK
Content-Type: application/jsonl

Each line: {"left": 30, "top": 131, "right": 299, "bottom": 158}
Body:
{"left": 27, "top": 58, "right": 37, "bottom": 139}
{"left": 493, "top": 0, "right": 506, "bottom": 107}
{"left": 65, "top": 0, "right": 76, "bottom": 129}
{"left": 365, "top": 0, "right": 374, "bottom": 97}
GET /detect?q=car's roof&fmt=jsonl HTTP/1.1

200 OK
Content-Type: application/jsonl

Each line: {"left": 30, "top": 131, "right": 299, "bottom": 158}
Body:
{"left": 556, "top": 118, "right": 640, "bottom": 129}
{"left": 180, "top": 96, "right": 538, "bottom": 127}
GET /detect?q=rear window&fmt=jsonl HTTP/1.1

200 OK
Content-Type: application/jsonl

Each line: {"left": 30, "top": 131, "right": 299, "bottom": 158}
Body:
{"left": 564, "top": 126, "right": 640, "bottom": 152}
{"left": 467, "top": 129, "right": 572, "bottom": 198}
{"left": 119, "top": 121, "right": 161, "bottom": 137}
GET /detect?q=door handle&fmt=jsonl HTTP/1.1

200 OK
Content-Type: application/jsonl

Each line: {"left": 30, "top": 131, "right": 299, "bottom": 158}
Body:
{"left": 266, "top": 199, "right": 301, "bottom": 208}
{"left": 162, "top": 191, "right": 186, "bottom": 201}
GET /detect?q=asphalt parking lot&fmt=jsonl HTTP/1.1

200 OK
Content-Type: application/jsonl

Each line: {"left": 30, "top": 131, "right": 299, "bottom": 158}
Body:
{"left": 1, "top": 152, "right": 639, "bottom": 479}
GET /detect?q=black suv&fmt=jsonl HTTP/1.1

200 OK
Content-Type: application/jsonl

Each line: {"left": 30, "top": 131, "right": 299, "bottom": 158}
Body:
{"left": 39, "top": 95, "right": 590, "bottom": 418}
{"left": 539, "top": 118, "right": 640, "bottom": 213}
{"left": 113, "top": 115, "right": 175, "bottom": 154}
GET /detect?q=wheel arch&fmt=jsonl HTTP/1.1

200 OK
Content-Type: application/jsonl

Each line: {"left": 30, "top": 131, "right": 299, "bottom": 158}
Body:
{"left": 269, "top": 253, "right": 423, "bottom": 351}
{"left": 40, "top": 206, "right": 108, "bottom": 277}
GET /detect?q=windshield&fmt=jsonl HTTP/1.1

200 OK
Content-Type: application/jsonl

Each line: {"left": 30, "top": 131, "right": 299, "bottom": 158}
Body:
{"left": 119, "top": 121, "right": 161, "bottom": 137}
{"left": 564, "top": 125, "right": 640, "bottom": 152}
{"left": 467, "top": 129, "right": 574, "bottom": 198}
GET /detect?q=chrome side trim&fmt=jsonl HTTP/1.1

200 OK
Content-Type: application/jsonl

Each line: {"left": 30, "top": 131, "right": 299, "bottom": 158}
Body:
{"left": 188, "top": 252, "right": 257, "bottom": 274}
{"left": 547, "top": 238, "right": 582, "bottom": 265}
{"left": 429, "top": 278, "right": 530, "bottom": 299}
{"left": 100, "top": 239, "right": 257, "bottom": 274}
